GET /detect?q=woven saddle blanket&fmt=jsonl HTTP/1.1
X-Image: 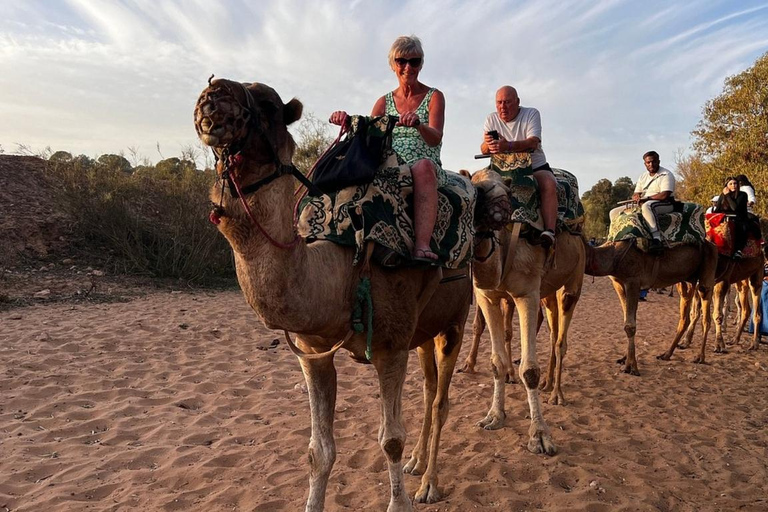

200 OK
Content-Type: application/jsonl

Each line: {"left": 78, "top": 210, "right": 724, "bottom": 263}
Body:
{"left": 489, "top": 153, "right": 584, "bottom": 234}
{"left": 704, "top": 213, "right": 763, "bottom": 258}
{"left": 298, "top": 151, "right": 476, "bottom": 269}
{"left": 608, "top": 202, "right": 706, "bottom": 251}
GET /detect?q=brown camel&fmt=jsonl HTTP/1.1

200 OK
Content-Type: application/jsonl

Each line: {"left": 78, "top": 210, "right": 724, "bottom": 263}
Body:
{"left": 681, "top": 251, "right": 765, "bottom": 352}
{"left": 468, "top": 168, "right": 584, "bottom": 452}
{"left": 584, "top": 239, "right": 718, "bottom": 374}
{"left": 194, "top": 79, "right": 473, "bottom": 511}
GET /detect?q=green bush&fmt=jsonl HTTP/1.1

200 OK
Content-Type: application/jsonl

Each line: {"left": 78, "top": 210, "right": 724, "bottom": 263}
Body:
{"left": 46, "top": 155, "right": 234, "bottom": 282}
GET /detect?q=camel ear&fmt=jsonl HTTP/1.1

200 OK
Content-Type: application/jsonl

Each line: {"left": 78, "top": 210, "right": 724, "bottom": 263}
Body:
{"left": 459, "top": 169, "right": 471, "bottom": 178}
{"left": 284, "top": 98, "right": 303, "bottom": 125}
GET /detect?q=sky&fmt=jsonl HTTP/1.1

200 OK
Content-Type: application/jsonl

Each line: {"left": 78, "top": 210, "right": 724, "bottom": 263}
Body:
{"left": 1, "top": 0, "right": 767, "bottom": 191}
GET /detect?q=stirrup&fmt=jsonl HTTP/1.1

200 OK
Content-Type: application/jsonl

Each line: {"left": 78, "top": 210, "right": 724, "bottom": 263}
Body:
{"left": 538, "top": 230, "right": 555, "bottom": 249}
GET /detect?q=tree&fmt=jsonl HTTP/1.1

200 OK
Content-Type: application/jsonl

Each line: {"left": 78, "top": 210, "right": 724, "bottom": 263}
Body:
{"left": 49, "top": 151, "right": 73, "bottom": 163}
{"left": 684, "top": 51, "right": 768, "bottom": 217}
{"left": 581, "top": 177, "right": 634, "bottom": 239}
{"left": 98, "top": 154, "right": 132, "bottom": 174}
{"left": 292, "top": 112, "right": 333, "bottom": 175}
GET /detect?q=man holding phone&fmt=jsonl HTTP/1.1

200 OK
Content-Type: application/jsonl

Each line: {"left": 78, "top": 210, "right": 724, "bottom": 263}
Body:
{"left": 480, "top": 85, "right": 557, "bottom": 248}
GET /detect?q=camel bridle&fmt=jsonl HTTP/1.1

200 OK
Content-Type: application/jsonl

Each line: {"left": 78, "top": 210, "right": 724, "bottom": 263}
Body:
{"left": 196, "top": 78, "right": 320, "bottom": 249}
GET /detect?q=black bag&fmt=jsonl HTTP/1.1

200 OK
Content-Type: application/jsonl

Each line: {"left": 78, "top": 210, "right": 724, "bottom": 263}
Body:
{"left": 310, "top": 116, "right": 396, "bottom": 196}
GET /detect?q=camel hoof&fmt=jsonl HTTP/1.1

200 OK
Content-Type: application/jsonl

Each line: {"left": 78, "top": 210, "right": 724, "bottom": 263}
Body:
{"left": 403, "top": 456, "right": 425, "bottom": 476}
{"left": 528, "top": 431, "right": 557, "bottom": 455}
{"left": 623, "top": 365, "right": 640, "bottom": 376}
{"left": 748, "top": 344, "right": 759, "bottom": 351}
{"left": 714, "top": 347, "right": 728, "bottom": 354}
{"left": 693, "top": 356, "right": 706, "bottom": 364}
{"left": 616, "top": 356, "right": 627, "bottom": 365}
{"left": 477, "top": 412, "right": 505, "bottom": 430}
{"left": 547, "top": 391, "right": 566, "bottom": 406}
{"left": 414, "top": 481, "right": 443, "bottom": 504}
{"left": 656, "top": 353, "right": 671, "bottom": 361}
{"left": 505, "top": 373, "right": 516, "bottom": 384}
{"left": 677, "top": 343, "right": 690, "bottom": 350}
{"left": 457, "top": 363, "right": 475, "bottom": 374}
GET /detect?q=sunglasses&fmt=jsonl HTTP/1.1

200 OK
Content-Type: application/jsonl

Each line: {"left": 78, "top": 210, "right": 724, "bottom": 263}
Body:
{"left": 394, "top": 57, "right": 422, "bottom": 67}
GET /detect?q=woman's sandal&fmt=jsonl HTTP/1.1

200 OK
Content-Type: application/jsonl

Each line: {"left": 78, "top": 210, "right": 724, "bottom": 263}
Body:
{"left": 412, "top": 248, "right": 440, "bottom": 266}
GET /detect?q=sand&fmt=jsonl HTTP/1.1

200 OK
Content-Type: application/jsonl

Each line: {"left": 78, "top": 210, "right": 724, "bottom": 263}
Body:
{"left": 2, "top": 277, "right": 767, "bottom": 511}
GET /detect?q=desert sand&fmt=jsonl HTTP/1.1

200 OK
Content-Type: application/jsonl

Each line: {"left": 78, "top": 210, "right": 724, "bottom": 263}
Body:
{"left": 2, "top": 276, "right": 767, "bottom": 511}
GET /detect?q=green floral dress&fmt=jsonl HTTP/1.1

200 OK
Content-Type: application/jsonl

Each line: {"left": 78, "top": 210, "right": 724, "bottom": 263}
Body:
{"left": 385, "top": 88, "right": 447, "bottom": 187}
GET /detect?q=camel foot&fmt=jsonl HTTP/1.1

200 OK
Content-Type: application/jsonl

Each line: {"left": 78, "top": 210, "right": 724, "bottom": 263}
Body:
{"left": 505, "top": 372, "right": 516, "bottom": 384}
{"left": 386, "top": 495, "right": 413, "bottom": 512}
{"left": 414, "top": 479, "right": 443, "bottom": 504}
{"left": 616, "top": 355, "right": 627, "bottom": 365}
{"left": 403, "top": 455, "right": 426, "bottom": 476}
{"left": 477, "top": 411, "right": 506, "bottom": 430}
{"left": 656, "top": 352, "right": 672, "bottom": 361}
{"left": 539, "top": 379, "right": 553, "bottom": 393}
{"left": 527, "top": 429, "right": 557, "bottom": 455}
{"left": 677, "top": 342, "right": 690, "bottom": 350}
{"left": 457, "top": 362, "right": 475, "bottom": 374}
{"left": 748, "top": 343, "right": 759, "bottom": 351}
{"left": 546, "top": 389, "right": 566, "bottom": 406}
{"left": 714, "top": 346, "right": 728, "bottom": 354}
{"left": 693, "top": 355, "right": 707, "bottom": 364}
{"left": 622, "top": 364, "right": 640, "bottom": 376}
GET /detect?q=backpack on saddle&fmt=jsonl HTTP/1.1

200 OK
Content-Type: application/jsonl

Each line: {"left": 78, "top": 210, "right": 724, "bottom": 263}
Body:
{"left": 487, "top": 153, "right": 584, "bottom": 241}
{"left": 298, "top": 115, "right": 476, "bottom": 269}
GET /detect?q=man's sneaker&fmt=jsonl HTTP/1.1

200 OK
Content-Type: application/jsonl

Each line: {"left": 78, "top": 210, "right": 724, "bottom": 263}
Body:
{"left": 538, "top": 230, "right": 555, "bottom": 249}
{"left": 733, "top": 250, "right": 743, "bottom": 259}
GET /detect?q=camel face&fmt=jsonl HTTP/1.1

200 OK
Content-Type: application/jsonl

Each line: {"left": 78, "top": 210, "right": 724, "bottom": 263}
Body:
{"left": 194, "top": 79, "right": 256, "bottom": 148}
{"left": 470, "top": 168, "right": 512, "bottom": 231}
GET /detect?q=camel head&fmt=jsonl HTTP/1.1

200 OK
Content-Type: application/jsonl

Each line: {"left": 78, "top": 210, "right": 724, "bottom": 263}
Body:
{"left": 194, "top": 77, "right": 303, "bottom": 167}
{"left": 461, "top": 168, "right": 513, "bottom": 232}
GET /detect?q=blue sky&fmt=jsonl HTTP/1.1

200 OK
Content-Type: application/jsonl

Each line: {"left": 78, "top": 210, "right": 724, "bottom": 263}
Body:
{"left": 1, "top": 0, "right": 767, "bottom": 190}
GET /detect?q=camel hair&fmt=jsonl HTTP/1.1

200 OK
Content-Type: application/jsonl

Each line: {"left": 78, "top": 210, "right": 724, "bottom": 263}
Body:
{"left": 466, "top": 168, "right": 585, "bottom": 453}
{"left": 584, "top": 238, "right": 718, "bottom": 374}
{"left": 680, "top": 248, "right": 765, "bottom": 352}
{"left": 194, "top": 78, "right": 474, "bottom": 511}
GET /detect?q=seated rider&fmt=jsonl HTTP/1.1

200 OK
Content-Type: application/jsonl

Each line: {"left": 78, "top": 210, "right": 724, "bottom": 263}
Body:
{"left": 330, "top": 35, "right": 445, "bottom": 264}
{"left": 714, "top": 176, "right": 756, "bottom": 259}
{"left": 480, "top": 86, "right": 557, "bottom": 248}
{"left": 609, "top": 150, "right": 675, "bottom": 251}
{"left": 735, "top": 174, "right": 757, "bottom": 217}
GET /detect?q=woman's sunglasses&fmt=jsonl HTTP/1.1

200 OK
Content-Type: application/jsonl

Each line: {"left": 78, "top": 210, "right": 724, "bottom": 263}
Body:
{"left": 394, "top": 57, "right": 422, "bottom": 67}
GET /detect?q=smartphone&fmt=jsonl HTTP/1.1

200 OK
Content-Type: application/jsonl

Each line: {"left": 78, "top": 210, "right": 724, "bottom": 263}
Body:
{"left": 487, "top": 130, "right": 499, "bottom": 140}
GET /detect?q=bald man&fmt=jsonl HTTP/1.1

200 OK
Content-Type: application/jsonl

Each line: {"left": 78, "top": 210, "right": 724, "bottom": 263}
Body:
{"left": 480, "top": 86, "right": 557, "bottom": 248}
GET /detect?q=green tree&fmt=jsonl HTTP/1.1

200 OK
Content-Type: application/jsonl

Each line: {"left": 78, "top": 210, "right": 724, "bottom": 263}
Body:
{"left": 581, "top": 177, "right": 634, "bottom": 239}
{"left": 292, "top": 112, "right": 333, "bottom": 174}
{"left": 685, "top": 51, "right": 768, "bottom": 216}
{"left": 49, "top": 151, "right": 73, "bottom": 163}
{"left": 98, "top": 154, "right": 132, "bottom": 174}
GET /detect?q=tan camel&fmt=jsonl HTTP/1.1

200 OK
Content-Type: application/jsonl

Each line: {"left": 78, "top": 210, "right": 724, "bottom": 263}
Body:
{"left": 194, "top": 79, "right": 473, "bottom": 511}
{"left": 584, "top": 239, "right": 718, "bottom": 374}
{"left": 468, "top": 168, "right": 584, "bottom": 452}
{"left": 681, "top": 251, "right": 765, "bottom": 352}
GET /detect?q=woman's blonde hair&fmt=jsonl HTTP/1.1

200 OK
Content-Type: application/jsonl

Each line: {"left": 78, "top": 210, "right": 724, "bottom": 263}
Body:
{"left": 388, "top": 35, "right": 424, "bottom": 70}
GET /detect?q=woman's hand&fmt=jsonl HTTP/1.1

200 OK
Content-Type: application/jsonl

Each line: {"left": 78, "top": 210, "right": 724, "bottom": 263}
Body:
{"left": 329, "top": 111, "right": 349, "bottom": 126}
{"left": 397, "top": 111, "right": 421, "bottom": 127}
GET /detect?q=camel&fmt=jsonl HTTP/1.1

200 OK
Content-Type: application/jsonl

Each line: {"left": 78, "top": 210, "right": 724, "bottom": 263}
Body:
{"left": 194, "top": 79, "right": 474, "bottom": 511}
{"left": 467, "top": 168, "right": 584, "bottom": 452}
{"left": 680, "top": 251, "right": 765, "bottom": 352}
{"left": 584, "top": 239, "right": 718, "bottom": 374}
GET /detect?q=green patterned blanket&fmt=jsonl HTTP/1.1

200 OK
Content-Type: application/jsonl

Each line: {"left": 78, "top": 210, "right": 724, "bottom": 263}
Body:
{"left": 489, "top": 153, "right": 584, "bottom": 233}
{"left": 298, "top": 149, "right": 476, "bottom": 269}
{"left": 608, "top": 202, "right": 706, "bottom": 251}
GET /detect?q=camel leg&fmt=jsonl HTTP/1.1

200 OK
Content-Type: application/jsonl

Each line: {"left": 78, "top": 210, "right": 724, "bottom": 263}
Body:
{"left": 372, "top": 349, "right": 413, "bottom": 512}
{"left": 413, "top": 326, "right": 463, "bottom": 504}
{"left": 694, "top": 283, "right": 713, "bottom": 364}
{"left": 658, "top": 282, "right": 694, "bottom": 361}
{"left": 546, "top": 288, "right": 579, "bottom": 406}
{"left": 404, "top": 342, "right": 436, "bottom": 477}
{"left": 476, "top": 292, "right": 509, "bottom": 430}
{"left": 713, "top": 282, "right": 729, "bottom": 351}
{"left": 747, "top": 274, "right": 762, "bottom": 350}
{"left": 610, "top": 278, "right": 641, "bottom": 375}
{"left": 540, "top": 295, "right": 558, "bottom": 395}
{"left": 298, "top": 353, "right": 338, "bottom": 512}
{"left": 516, "top": 291, "right": 556, "bottom": 454}
{"left": 459, "top": 304, "right": 484, "bottom": 374}
{"left": 503, "top": 299, "right": 516, "bottom": 383}
{"left": 679, "top": 283, "right": 699, "bottom": 349}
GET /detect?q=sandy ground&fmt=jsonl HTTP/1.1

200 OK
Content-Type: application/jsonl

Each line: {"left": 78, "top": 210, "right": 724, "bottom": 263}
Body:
{"left": 2, "top": 276, "right": 768, "bottom": 512}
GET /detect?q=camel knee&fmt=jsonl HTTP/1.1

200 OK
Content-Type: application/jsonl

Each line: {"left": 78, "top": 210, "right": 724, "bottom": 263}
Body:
{"left": 490, "top": 354, "right": 508, "bottom": 379}
{"left": 624, "top": 324, "right": 636, "bottom": 338}
{"left": 522, "top": 367, "right": 541, "bottom": 389}
{"left": 308, "top": 442, "right": 336, "bottom": 477}
{"left": 382, "top": 437, "right": 405, "bottom": 463}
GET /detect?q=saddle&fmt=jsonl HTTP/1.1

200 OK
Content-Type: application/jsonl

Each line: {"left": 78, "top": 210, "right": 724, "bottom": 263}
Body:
{"left": 489, "top": 153, "right": 584, "bottom": 238}
{"left": 298, "top": 123, "right": 476, "bottom": 269}
{"left": 704, "top": 213, "right": 763, "bottom": 258}
{"left": 609, "top": 203, "right": 707, "bottom": 253}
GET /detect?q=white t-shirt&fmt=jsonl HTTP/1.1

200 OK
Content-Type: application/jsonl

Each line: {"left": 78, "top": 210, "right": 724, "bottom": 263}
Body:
{"left": 483, "top": 107, "right": 547, "bottom": 169}
{"left": 634, "top": 167, "right": 675, "bottom": 198}
{"left": 741, "top": 184, "right": 756, "bottom": 213}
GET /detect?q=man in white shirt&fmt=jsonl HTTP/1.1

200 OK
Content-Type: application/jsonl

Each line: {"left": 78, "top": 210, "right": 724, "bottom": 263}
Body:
{"left": 480, "top": 86, "right": 557, "bottom": 248}
{"left": 609, "top": 151, "right": 676, "bottom": 251}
